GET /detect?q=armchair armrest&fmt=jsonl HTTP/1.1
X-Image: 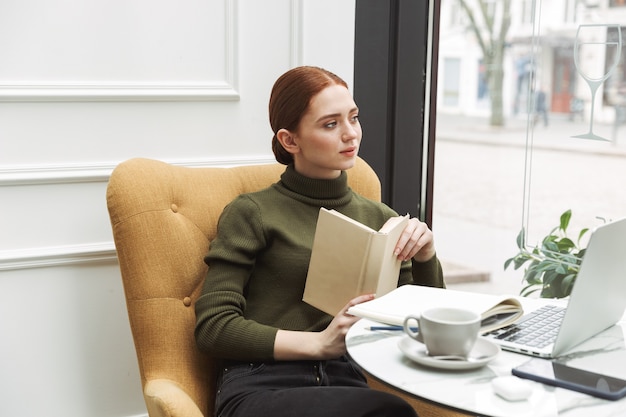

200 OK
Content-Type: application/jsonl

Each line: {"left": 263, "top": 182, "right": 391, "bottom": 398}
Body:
{"left": 144, "top": 379, "right": 205, "bottom": 417}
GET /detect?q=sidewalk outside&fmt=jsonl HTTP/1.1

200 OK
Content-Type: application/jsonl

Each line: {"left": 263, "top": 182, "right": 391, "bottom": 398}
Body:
{"left": 436, "top": 112, "right": 626, "bottom": 157}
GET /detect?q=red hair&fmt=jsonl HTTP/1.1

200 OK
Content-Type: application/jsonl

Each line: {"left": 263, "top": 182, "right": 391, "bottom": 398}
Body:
{"left": 269, "top": 66, "right": 348, "bottom": 165}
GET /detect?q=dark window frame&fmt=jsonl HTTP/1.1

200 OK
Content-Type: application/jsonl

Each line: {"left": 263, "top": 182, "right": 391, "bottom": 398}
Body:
{"left": 354, "top": 0, "right": 440, "bottom": 227}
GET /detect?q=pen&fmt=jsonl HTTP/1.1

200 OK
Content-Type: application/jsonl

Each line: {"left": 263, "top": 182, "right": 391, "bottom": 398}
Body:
{"left": 367, "top": 325, "right": 418, "bottom": 331}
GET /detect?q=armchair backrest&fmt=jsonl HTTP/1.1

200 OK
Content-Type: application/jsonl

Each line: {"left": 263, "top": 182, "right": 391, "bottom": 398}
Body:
{"left": 106, "top": 157, "right": 381, "bottom": 417}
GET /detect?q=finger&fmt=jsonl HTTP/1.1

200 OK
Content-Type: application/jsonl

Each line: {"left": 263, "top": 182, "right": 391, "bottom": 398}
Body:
{"left": 348, "top": 293, "right": 375, "bottom": 305}
{"left": 394, "top": 220, "right": 419, "bottom": 257}
{"left": 341, "top": 293, "right": 375, "bottom": 317}
{"left": 401, "top": 228, "right": 434, "bottom": 261}
{"left": 397, "top": 223, "right": 427, "bottom": 259}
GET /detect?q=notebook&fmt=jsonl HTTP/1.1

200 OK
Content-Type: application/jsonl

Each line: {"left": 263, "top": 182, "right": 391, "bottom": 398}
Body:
{"left": 483, "top": 217, "right": 626, "bottom": 358}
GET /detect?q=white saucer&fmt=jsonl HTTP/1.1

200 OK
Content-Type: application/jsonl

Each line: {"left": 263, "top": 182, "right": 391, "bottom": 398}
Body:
{"left": 397, "top": 336, "right": 500, "bottom": 370}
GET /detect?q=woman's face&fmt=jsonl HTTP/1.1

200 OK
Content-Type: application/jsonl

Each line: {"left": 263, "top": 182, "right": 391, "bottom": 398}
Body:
{"left": 283, "top": 84, "right": 361, "bottom": 179}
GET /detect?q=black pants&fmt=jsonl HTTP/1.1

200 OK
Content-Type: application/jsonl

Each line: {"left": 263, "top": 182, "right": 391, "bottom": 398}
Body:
{"left": 215, "top": 356, "right": 418, "bottom": 417}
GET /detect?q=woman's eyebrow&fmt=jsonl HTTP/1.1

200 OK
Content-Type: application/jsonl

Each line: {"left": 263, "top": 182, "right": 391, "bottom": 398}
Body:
{"left": 315, "top": 107, "right": 359, "bottom": 123}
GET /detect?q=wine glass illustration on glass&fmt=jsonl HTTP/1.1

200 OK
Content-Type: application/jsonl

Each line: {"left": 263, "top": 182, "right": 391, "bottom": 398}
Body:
{"left": 572, "top": 24, "right": 622, "bottom": 141}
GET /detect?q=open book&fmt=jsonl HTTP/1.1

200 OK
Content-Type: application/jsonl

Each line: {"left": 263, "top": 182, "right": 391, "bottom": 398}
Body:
{"left": 347, "top": 285, "right": 524, "bottom": 334}
{"left": 303, "top": 208, "right": 409, "bottom": 316}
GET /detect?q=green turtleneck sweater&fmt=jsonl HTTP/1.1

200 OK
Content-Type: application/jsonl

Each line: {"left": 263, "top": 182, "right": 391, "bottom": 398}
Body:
{"left": 194, "top": 165, "right": 444, "bottom": 361}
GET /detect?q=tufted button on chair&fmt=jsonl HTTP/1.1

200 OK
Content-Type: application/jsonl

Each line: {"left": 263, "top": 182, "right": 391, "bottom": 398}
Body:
{"left": 106, "top": 157, "right": 468, "bottom": 417}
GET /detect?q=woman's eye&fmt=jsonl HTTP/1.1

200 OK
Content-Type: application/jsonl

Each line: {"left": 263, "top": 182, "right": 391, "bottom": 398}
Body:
{"left": 351, "top": 115, "right": 360, "bottom": 123}
{"left": 324, "top": 121, "right": 337, "bottom": 128}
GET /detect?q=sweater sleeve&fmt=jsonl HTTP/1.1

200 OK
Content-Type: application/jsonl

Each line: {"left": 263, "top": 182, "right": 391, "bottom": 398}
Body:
{"left": 397, "top": 255, "right": 445, "bottom": 288}
{"left": 194, "top": 196, "right": 278, "bottom": 361}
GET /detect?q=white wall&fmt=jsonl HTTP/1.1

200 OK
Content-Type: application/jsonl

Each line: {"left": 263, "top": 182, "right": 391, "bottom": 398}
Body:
{"left": 0, "top": 1, "right": 355, "bottom": 416}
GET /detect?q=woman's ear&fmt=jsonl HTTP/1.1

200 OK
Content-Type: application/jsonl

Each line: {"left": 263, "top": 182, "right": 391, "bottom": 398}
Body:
{"left": 276, "top": 129, "right": 300, "bottom": 155}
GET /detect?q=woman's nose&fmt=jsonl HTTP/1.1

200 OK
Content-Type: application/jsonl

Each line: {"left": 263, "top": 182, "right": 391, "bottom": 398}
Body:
{"left": 342, "top": 122, "right": 359, "bottom": 141}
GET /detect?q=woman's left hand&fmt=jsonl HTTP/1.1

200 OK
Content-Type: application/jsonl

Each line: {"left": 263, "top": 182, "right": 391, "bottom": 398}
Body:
{"left": 394, "top": 217, "right": 436, "bottom": 263}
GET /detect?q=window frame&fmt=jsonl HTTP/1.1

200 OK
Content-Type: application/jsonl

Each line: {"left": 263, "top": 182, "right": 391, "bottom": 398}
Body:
{"left": 354, "top": 0, "right": 440, "bottom": 226}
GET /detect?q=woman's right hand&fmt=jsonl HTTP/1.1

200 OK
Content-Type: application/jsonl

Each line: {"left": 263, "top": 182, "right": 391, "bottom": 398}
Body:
{"left": 273, "top": 294, "right": 375, "bottom": 361}
{"left": 316, "top": 294, "right": 375, "bottom": 358}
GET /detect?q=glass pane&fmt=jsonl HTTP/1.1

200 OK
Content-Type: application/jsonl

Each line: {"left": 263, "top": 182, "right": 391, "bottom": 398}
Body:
{"left": 443, "top": 58, "right": 461, "bottom": 106}
{"left": 434, "top": 0, "right": 626, "bottom": 294}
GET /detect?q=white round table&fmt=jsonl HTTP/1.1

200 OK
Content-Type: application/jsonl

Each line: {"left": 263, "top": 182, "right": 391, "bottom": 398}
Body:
{"left": 346, "top": 316, "right": 626, "bottom": 417}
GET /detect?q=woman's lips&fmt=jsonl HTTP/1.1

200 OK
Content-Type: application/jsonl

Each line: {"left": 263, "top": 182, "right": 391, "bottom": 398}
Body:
{"left": 341, "top": 147, "right": 357, "bottom": 157}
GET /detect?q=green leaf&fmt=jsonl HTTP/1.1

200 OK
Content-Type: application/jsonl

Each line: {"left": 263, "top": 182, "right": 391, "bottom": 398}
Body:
{"left": 540, "top": 286, "right": 554, "bottom": 298}
{"left": 521, "top": 283, "right": 541, "bottom": 297}
{"left": 524, "top": 275, "right": 543, "bottom": 286}
{"left": 536, "top": 261, "right": 556, "bottom": 274}
{"left": 561, "top": 274, "right": 577, "bottom": 297}
{"left": 504, "top": 254, "right": 531, "bottom": 271}
{"left": 515, "top": 228, "right": 526, "bottom": 249}
{"left": 559, "top": 209, "right": 572, "bottom": 232}
{"left": 503, "top": 258, "right": 513, "bottom": 270}
{"left": 560, "top": 254, "right": 581, "bottom": 270}
{"left": 542, "top": 270, "right": 556, "bottom": 286}
{"left": 542, "top": 240, "right": 559, "bottom": 253}
{"left": 556, "top": 237, "right": 576, "bottom": 252}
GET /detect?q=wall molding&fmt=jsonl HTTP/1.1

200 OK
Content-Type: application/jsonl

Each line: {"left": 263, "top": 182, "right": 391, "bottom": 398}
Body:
{"left": 0, "top": 242, "right": 118, "bottom": 271}
{"left": 0, "top": 155, "right": 277, "bottom": 186}
{"left": 0, "top": 82, "right": 240, "bottom": 102}
{"left": 0, "top": 154, "right": 277, "bottom": 270}
{"left": 0, "top": 0, "right": 239, "bottom": 102}
{"left": 0, "top": 156, "right": 275, "bottom": 270}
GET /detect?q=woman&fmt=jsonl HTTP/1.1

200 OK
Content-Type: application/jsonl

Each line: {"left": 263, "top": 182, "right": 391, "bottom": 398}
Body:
{"left": 195, "top": 66, "right": 445, "bottom": 417}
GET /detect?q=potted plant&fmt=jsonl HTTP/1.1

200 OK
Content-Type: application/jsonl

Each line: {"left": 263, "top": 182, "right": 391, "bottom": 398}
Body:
{"left": 504, "top": 210, "right": 589, "bottom": 298}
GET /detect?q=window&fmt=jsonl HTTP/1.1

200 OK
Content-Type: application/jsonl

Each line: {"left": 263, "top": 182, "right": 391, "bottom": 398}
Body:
{"left": 355, "top": 0, "right": 625, "bottom": 294}
{"left": 434, "top": 0, "right": 626, "bottom": 293}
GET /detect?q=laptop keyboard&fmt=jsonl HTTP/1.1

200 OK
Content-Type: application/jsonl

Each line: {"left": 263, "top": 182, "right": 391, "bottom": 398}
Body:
{"left": 484, "top": 305, "right": 566, "bottom": 349}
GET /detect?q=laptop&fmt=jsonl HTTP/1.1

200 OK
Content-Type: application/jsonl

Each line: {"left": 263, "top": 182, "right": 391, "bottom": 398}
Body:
{"left": 484, "top": 217, "right": 626, "bottom": 358}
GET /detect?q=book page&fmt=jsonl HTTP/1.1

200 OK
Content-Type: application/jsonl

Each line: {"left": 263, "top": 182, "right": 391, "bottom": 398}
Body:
{"left": 325, "top": 209, "right": 377, "bottom": 232}
{"left": 378, "top": 214, "right": 409, "bottom": 234}
{"left": 347, "top": 285, "right": 523, "bottom": 332}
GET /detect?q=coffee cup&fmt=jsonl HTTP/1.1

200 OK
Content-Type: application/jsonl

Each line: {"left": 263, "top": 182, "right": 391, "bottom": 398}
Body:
{"left": 403, "top": 307, "right": 481, "bottom": 357}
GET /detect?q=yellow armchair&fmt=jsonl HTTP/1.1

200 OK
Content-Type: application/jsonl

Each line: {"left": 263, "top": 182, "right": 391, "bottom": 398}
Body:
{"left": 106, "top": 157, "right": 468, "bottom": 417}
